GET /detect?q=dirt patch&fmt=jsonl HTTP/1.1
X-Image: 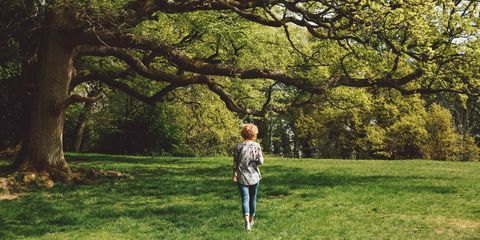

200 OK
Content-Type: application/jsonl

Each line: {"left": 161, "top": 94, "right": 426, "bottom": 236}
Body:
{"left": 434, "top": 227, "right": 454, "bottom": 236}
{"left": 433, "top": 216, "right": 480, "bottom": 237}
{"left": 435, "top": 216, "right": 480, "bottom": 229}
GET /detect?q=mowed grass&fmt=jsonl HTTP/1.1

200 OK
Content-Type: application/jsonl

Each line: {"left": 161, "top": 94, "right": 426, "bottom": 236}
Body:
{"left": 1, "top": 154, "right": 480, "bottom": 240}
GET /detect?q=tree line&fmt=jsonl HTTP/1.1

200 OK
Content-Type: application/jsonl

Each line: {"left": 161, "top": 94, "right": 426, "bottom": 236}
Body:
{"left": 54, "top": 84, "right": 477, "bottom": 161}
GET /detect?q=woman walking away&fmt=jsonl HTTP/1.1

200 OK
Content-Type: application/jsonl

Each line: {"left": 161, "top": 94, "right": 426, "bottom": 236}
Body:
{"left": 232, "top": 124, "right": 264, "bottom": 231}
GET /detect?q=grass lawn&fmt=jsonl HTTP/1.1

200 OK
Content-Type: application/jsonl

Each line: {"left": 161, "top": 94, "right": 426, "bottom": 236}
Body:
{"left": 1, "top": 153, "right": 479, "bottom": 239}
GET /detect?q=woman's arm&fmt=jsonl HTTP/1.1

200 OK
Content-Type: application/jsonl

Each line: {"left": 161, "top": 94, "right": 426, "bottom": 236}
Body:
{"left": 257, "top": 144, "right": 264, "bottom": 165}
{"left": 232, "top": 146, "right": 238, "bottom": 182}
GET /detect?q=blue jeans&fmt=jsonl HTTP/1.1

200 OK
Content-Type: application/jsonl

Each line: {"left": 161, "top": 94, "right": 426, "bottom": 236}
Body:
{"left": 238, "top": 182, "right": 260, "bottom": 216}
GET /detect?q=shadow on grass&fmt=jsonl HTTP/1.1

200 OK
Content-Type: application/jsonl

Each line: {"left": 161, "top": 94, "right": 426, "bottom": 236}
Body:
{"left": 0, "top": 154, "right": 459, "bottom": 238}
{"left": 66, "top": 153, "right": 207, "bottom": 165}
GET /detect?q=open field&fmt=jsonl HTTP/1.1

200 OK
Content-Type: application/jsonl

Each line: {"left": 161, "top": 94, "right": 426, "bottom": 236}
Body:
{"left": 1, "top": 154, "right": 479, "bottom": 239}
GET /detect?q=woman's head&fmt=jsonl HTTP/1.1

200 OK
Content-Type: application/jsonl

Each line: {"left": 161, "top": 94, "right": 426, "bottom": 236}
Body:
{"left": 241, "top": 124, "right": 258, "bottom": 141}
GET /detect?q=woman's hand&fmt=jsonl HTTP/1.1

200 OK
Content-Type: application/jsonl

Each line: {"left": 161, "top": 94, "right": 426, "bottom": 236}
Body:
{"left": 232, "top": 173, "right": 237, "bottom": 184}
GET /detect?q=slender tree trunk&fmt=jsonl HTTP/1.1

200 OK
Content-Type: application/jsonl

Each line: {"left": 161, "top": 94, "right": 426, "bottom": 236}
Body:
{"left": 13, "top": 9, "right": 75, "bottom": 180}
{"left": 72, "top": 90, "right": 100, "bottom": 152}
{"left": 302, "top": 137, "right": 314, "bottom": 158}
{"left": 72, "top": 103, "right": 93, "bottom": 152}
{"left": 268, "top": 116, "right": 273, "bottom": 153}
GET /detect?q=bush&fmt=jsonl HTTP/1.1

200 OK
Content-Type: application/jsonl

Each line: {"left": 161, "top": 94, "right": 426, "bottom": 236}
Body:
{"left": 385, "top": 114, "right": 428, "bottom": 159}
{"left": 420, "top": 104, "right": 460, "bottom": 160}
{"left": 457, "top": 135, "right": 480, "bottom": 161}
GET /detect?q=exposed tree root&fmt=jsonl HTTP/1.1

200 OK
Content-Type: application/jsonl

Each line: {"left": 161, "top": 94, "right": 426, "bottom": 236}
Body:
{"left": 0, "top": 143, "right": 22, "bottom": 161}
{"left": 0, "top": 168, "right": 128, "bottom": 201}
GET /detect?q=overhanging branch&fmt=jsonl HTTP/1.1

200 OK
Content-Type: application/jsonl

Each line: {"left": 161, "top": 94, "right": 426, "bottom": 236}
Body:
{"left": 56, "top": 94, "right": 103, "bottom": 113}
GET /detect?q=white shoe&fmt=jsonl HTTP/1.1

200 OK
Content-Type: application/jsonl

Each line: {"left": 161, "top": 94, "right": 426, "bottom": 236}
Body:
{"left": 245, "top": 222, "right": 251, "bottom": 231}
{"left": 250, "top": 220, "right": 254, "bottom": 227}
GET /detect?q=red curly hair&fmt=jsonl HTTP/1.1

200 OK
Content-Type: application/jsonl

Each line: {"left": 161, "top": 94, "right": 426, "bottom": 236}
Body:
{"left": 241, "top": 124, "right": 258, "bottom": 140}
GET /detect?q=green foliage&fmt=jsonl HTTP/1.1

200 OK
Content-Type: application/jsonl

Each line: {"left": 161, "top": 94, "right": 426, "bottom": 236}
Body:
{"left": 420, "top": 104, "right": 460, "bottom": 160}
{"left": 4, "top": 0, "right": 480, "bottom": 162}
{"left": 361, "top": 125, "right": 389, "bottom": 158}
{"left": 155, "top": 86, "right": 241, "bottom": 156}
{"left": 67, "top": 10, "right": 302, "bottom": 156}
{"left": 420, "top": 103, "right": 480, "bottom": 161}
{"left": 291, "top": 89, "right": 480, "bottom": 161}
{"left": 65, "top": 91, "right": 184, "bottom": 155}
{"left": 385, "top": 114, "right": 428, "bottom": 159}
{"left": 0, "top": 30, "right": 22, "bottom": 148}
{"left": 65, "top": 85, "right": 242, "bottom": 156}
{"left": 457, "top": 135, "right": 480, "bottom": 162}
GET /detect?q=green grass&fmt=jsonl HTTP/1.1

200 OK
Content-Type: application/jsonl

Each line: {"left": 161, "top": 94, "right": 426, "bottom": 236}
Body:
{"left": 1, "top": 154, "right": 479, "bottom": 239}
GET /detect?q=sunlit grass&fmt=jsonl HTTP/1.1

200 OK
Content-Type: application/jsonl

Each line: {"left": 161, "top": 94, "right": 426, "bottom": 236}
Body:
{"left": 1, "top": 154, "right": 479, "bottom": 239}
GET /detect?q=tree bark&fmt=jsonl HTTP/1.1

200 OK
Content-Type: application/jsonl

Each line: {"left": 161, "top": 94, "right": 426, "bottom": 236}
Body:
{"left": 13, "top": 8, "right": 75, "bottom": 180}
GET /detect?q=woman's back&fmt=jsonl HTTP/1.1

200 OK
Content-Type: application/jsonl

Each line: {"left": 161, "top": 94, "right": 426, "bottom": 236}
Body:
{"left": 233, "top": 141, "right": 264, "bottom": 185}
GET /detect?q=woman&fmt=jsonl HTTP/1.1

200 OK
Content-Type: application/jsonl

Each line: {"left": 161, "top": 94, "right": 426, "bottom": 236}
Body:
{"left": 232, "top": 124, "right": 264, "bottom": 231}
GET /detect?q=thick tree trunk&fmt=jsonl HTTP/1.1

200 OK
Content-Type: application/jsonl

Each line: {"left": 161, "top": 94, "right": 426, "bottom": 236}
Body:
{"left": 13, "top": 9, "right": 75, "bottom": 180}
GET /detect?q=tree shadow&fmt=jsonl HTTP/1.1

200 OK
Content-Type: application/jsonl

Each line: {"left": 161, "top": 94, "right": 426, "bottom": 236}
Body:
{"left": 0, "top": 155, "right": 461, "bottom": 238}
{"left": 66, "top": 153, "right": 208, "bottom": 165}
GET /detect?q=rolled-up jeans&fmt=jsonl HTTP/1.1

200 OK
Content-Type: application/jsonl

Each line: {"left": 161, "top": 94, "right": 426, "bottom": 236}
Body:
{"left": 237, "top": 181, "right": 260, "bottom": 216}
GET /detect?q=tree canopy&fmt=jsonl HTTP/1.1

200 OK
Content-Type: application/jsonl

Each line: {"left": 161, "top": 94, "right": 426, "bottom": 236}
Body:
{"left": 1, "top": 0, "right": 480, "bottom": 179}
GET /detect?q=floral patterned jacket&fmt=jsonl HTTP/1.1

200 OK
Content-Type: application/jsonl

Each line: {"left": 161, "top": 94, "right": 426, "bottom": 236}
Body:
{"left": 233, "top": 141, "right": 264, "bottom": 185}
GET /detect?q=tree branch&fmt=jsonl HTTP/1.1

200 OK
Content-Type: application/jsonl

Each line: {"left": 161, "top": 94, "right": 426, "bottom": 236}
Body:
{"left": 205, "top": 80, "right": 275, "bottom": 116}
{"left": 97, "top": 77, "right": 189, "bottom": 105}
{"left": 75, "top": 45, "right": 210, "bottom": 85}
{"left": 76, "top": 39, "right": 327, "bottom": 94}
{"left": 56, "top": 94, "right": 103, "bottom": 113}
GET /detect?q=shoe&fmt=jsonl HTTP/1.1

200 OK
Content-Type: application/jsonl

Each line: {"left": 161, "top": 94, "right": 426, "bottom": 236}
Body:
{"left": 250, "top": 220, "right": 254, "bottom": 227}
{"left": 245, "top": 222, "right": 251, "bottom": 231}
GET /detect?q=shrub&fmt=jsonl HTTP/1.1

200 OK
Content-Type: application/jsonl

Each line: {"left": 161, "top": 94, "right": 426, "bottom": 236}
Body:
{"left": 420, "top": 104, "right": 460, "bottom": 160}
{"left": 457, "top": 135, "right": 480, "bottom": 161}
{"left": 385, "top": 114, "right": 428, "bottom": 159}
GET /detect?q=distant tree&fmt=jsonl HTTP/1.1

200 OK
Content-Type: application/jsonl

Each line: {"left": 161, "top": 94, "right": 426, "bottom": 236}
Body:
{"left": 71, "top": 86, "right": 102, "bottom": 152}
{"left": 292, "top": 89, "right": 480, "bottom": 160}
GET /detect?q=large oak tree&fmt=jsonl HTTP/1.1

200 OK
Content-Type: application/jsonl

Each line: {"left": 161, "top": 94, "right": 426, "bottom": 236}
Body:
{"left": 1, "top": 0, "right": 479, "bottom": 180}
